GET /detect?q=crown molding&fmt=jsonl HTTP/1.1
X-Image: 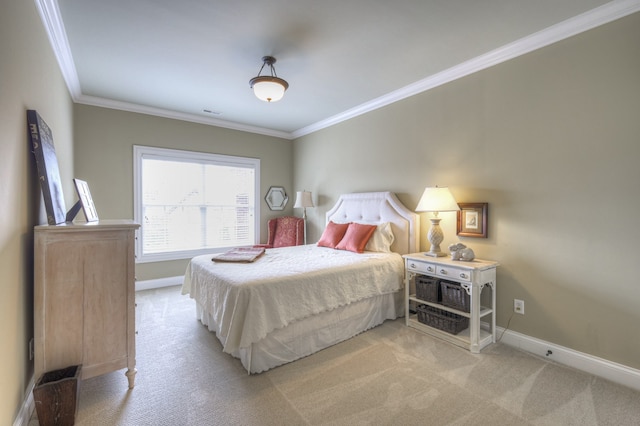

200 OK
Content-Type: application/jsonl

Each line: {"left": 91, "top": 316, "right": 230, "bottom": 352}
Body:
{"left": 291, "top": 0, "right": 640, "bottom": 139}
{"left": 34, "top": 0, "right": 82, "bottom": 99}
{"left": 77, "top": 94, "right": 293, "bottom": 140}
{"left": 36, "top": 0, "right": 640, "bottom": 141}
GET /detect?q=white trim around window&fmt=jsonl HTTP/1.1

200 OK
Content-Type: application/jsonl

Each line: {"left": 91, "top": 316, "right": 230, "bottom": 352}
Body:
{"left": 133, "top": 145, "right": 260, "bottom": 263}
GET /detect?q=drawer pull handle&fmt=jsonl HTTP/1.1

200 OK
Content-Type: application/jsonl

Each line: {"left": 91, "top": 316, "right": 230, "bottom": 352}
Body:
{"left": 440, "top": 269, "right": 446, "bottom": 274}
{"left": 410, "top": 263, "right": 416, "bottom": 268}
{"left": 460, "top": 273, "right": 468, "bottom": 279}
{"left": 427, "top": 266, "right": 434, "bottom": 272}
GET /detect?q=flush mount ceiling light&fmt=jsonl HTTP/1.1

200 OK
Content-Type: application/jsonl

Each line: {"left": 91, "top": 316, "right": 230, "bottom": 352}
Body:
{"left": 249, "top": 56, "right": 289, "bottom": 102}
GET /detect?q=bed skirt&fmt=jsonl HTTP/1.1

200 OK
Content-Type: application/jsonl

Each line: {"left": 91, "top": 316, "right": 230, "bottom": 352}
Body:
{"left": 196, "top": 291, "right": 404, "bottom": 374}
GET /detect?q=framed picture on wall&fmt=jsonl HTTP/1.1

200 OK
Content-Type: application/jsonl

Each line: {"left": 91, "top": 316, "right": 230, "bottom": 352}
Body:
{"left": 456, "top": 203, "right": 487, "bottom": 238}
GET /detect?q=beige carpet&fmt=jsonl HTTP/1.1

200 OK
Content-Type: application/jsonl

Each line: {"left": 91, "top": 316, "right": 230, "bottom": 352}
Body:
{"left": 31, "top": 286, "right": 640, "bottom": 425}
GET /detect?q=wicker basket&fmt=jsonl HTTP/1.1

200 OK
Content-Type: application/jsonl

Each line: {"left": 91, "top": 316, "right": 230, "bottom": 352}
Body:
{"left": 416, "top": 305, "right": 469, "bottom": 335}
{"left": 415, "top": 275, "right": 439, "bottom": 302}
{"left": 440, "top": 280, "right": 470, "bottom": 312}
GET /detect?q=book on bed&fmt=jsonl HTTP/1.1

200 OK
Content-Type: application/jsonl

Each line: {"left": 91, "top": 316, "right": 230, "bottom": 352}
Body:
{"left": 212, "top": 247, "right": 265, "bottom": 263}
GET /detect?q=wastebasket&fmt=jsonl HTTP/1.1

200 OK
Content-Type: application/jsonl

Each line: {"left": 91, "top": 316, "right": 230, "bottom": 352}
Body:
{"left": 33, "top": 365, "right": 81, "bottom": 426}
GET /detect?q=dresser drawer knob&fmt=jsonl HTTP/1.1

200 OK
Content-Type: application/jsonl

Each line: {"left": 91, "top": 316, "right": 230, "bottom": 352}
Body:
{"left": 427, "top": 266, "right": 434, "bottom": 272}
{"left": 410, "top": 263, "right": 416, "bottom": 268}
{"left": 460, "top": 273, "right": 468, "bottom": 279}
{"left": 440, "top": 269, "right": 447, "bottom": 274}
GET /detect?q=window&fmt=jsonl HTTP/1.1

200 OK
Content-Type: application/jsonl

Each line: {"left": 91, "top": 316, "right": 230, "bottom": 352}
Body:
{"left": 134, "top": 145, "right": 260, "bottom": 263}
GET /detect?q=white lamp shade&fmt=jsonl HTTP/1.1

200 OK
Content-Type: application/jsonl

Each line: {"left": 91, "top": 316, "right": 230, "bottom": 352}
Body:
{"left": 252, "top": 78, "right": 287, "bottom": 102}
{"left": 294, "top": 191, "right": 314, "bottom": 208}
{"left": 415, "top": 187, "right": 460, "bottom": 212}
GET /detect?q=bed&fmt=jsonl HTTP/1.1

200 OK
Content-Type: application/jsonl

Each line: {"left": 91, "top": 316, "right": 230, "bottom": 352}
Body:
{"left": 181, "top": 191, "right": 419, "bottom": 373}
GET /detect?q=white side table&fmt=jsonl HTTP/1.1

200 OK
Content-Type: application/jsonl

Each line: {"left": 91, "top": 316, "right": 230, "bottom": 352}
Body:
{"left": 404, "top": 253, "right": 499, "bottom": 353}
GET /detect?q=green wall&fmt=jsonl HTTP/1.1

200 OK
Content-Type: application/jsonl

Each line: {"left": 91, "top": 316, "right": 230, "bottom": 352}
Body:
{"left": 73, "top": 105, "right": 293, "bottom": 281}
{"left": 293, "top": 12, "right": 640, "bottom": 369}
{"left": 0, "top": 1, "right": 75, "bottom": 424}
{"left": 4, "top": 3, "right": 639, "bottom": 423}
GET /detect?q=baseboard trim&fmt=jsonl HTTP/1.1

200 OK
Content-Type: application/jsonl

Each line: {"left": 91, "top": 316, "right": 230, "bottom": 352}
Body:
{"left": 135, "top": 275, "right": 183, "bottom": 292}
{"left": 497, "top": 326, "right": 640, "bottom": 392}
{"left": 13, "top": 377, "right": 34, "bottom": 426}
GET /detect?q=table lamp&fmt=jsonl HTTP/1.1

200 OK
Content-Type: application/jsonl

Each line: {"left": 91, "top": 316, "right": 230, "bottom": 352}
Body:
{"left": 415, "top": 186, "right": 460, "bottom": 257}
{"left": 294, "top": 190, "right": 314, "bottom": 244}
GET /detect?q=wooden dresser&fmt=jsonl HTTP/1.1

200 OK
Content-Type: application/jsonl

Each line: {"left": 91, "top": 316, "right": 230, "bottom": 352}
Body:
{"left": 34, "top": 220, "right": 139, "bottom": 388}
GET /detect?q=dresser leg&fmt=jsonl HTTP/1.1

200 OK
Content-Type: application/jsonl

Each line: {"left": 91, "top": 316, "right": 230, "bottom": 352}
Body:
{"left": 125, "top": 368, "right": 137, "bottom": 389}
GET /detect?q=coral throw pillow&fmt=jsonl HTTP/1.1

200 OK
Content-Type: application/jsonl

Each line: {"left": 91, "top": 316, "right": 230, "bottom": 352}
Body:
{"left": 336, "top": 223, "right": 377, "bottom": 253}
{"left": 317, "top": 221, "right": 350, "bottom": 248}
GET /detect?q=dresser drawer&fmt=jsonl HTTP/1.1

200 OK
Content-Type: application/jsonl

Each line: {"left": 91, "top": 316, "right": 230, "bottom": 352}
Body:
{"left": 406, "top": 259, "right": 472, "bottom": 282}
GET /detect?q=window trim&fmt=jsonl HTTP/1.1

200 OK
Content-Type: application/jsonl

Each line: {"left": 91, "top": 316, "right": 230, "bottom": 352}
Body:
{"left": 133, "top": 145, "right": 261, "bottom": 263}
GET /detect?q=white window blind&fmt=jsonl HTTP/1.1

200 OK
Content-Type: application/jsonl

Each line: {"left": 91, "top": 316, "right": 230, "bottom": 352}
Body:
{"left": 134, "top": 146, "right": 260, "bottom": 263}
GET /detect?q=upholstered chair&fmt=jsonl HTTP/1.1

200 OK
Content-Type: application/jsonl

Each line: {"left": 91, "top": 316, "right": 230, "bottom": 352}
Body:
{"left": 256, "top": 216, "right": 304, "bottom": 248}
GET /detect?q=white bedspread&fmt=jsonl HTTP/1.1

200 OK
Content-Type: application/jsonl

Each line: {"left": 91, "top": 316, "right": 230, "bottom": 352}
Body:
{"left": 182, "top": 244, "right": 404, "bottom": 355}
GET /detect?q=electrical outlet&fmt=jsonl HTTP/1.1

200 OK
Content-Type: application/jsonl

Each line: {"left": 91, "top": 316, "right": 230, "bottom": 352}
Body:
{"left": 29, "top": 338, "right": 34, "bottom": 360}
{"left": 514, "top": 299, "right": 525, "bottom": 315}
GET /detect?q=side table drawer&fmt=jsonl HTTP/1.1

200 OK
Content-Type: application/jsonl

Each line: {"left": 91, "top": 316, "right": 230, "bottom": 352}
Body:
{"left": 406, "top": 260, "right": 472, "bottom": 283}
{"left": 407, "top": 260, "right": 437, "bottom": 275}
{"left": 435, "top": 265, "right": 471, "bottom": 282}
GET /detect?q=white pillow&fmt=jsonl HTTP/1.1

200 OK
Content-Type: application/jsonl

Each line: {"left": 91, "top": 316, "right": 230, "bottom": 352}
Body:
{"left": 364, "top": 222, "right": 395, "bottom": 253}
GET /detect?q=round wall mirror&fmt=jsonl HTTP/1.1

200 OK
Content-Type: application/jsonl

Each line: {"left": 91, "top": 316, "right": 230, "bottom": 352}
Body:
{"left": 265, "top": 186, "right": 288, "bottom": 211}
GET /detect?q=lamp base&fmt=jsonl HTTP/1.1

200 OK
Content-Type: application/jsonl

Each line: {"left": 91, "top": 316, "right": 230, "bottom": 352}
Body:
{"left": 426, "top": 217, "right": 446, "bottom": 258}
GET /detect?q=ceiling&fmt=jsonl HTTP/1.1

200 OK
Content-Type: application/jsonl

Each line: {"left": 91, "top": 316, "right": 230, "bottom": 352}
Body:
{"left": 43, "top": 0, "right": 637, "bottom": 139}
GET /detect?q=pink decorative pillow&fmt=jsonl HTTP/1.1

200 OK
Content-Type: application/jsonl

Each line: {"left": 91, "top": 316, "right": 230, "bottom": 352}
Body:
{"left": 335, "top": 223, "right": 377, "bottom": 253}
{"left": 317, "top": 221, "right": 350, "bottom": 248}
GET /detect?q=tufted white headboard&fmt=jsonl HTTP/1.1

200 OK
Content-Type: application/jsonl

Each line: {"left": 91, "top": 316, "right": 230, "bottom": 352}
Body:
{"left": 325, "top": 192, "right": 420, "bottom": 255}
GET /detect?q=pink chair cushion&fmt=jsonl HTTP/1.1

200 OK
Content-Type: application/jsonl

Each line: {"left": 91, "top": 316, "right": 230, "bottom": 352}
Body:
{"left": 264, "top": 216, "right": 304, "bottom": 248}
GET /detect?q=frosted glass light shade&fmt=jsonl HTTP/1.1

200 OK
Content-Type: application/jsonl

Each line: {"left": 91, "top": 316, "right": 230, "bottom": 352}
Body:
{"left": 249, "top": 56, "right": 289, "bottom": 102}
{"left": 251, "top": 77, "right": 288, "bottom": 102}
